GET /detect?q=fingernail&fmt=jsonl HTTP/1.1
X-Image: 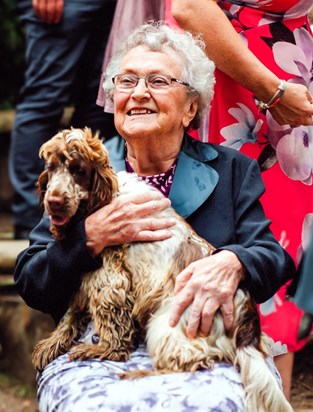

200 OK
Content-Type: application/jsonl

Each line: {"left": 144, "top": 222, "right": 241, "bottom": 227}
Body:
{"left": 186, "top": 331, "right": 194, "bottom": 339}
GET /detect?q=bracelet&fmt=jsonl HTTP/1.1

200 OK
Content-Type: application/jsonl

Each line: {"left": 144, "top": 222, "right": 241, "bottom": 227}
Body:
{"left": 254, "top": 80, "right": 287, "bottom": 113}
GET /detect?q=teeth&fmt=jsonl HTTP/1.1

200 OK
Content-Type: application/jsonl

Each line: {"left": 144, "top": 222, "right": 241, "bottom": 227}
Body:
{"left": 130, "top": 109, "right": 152, "bottom": 115}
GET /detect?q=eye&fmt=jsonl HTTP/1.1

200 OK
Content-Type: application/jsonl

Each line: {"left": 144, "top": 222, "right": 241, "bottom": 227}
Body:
{"left": 70, "top": 164, "right": 87, "bottom": 177}
{"left": 119, "top": 75, "right": 137, "bottom": 87}
{"left": 148, "top": 75, "right": 171, "bottom": 88}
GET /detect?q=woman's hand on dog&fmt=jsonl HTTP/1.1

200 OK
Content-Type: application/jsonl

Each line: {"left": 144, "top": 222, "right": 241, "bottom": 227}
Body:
{"left": 85, "top": 190, "right": 176, "bottom": 256}
{"left": 169, "top": 250, "right": 245, "bottom": 339}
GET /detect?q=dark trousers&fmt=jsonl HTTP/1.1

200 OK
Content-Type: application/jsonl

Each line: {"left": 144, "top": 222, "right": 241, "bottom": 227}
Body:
{"left": 9, "top": 0, "right": 116, "bottom": 231}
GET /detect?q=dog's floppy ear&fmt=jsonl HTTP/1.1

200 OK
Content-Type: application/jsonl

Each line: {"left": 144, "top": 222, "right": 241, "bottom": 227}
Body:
{"left": 87, "top": 165, "right": 119, "bottom": 213}
{"left": 37, "top": 169, "right": 49, "bottom": 208}
{"left": 77, "top": 128, "right": 119, "bottom": 213}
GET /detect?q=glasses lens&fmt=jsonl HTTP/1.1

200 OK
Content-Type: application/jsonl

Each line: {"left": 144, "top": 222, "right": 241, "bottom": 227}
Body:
{"left": 113, "top": 74, "right": 185, "bottom": 91}
{"left": 147, "top": 74, "right": 172, "bottom": 89}
{"left": 115, "top": 74, "right": 138, "bottom": 89}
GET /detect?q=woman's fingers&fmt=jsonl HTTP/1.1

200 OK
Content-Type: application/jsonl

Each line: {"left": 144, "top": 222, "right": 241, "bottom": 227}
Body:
{"left": 199, "top": 298, "right": 217, "bottom": 337}
{"left": 219, "top": 299, "right": 234, "bottom": 331}
{"left": 118, "top": 190, "right": 172, "bottom": 217}
{"left": 169, "top": 288, "right": 194, "bottom": 329}
{"left": 174, "top": 266, "right": 194, "bottom": 294}
{"left": 270, "top": 83, "right": 313, "bottom": 126}
{"left": 85, "top": 190, "right": 176, "bottom": 255}
{"left": 33, "top": 0, "right": 64, "bottom": 24}
{"left": 170, "top": 251, "right": 243, "bottom": 338}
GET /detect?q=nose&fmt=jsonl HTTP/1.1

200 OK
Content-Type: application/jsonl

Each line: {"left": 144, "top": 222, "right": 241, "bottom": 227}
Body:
{"left": 131, "top": 78, "right": 150, "bottom": 97}
{"left": 47, "top": 195, "right": 64, "bottom": 210}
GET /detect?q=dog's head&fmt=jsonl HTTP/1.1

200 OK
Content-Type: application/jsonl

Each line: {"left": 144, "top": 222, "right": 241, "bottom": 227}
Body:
{"left": 38, "top": 127, "right": 119, "bottom": 240}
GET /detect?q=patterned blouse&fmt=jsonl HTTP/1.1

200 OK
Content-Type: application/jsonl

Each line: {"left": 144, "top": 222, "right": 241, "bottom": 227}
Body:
{"left": 125, "top": 158, "right": 178, "bottom": 198}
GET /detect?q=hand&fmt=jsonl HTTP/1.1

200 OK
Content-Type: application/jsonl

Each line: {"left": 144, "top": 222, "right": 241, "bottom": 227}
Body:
{"left": 169, "top": 250, "right": 245, "bottom": 339}
{"left": 85, "top": 189, "right": 176, "bottom": 256}
{"left": 32, "top": 0, "right": 64, "bottom": 24}
{"left": 269, "top": 83, "right": 313, "bottom": 127}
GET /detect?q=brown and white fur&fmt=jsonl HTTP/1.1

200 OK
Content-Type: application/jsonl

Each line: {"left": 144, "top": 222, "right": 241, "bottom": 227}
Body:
{"left": 32, "top": 128, "right": 292, "bottom": 412}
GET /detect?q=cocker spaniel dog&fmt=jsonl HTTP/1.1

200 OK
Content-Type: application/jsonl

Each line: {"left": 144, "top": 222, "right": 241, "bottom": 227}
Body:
{"left": 32, "top": 128, "right": 292, "bottom": 412}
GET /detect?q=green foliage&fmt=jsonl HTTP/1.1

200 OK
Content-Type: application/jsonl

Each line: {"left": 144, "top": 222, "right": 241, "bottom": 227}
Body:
{"left": 0, "top": 0, "right": 26, "bottom": 110}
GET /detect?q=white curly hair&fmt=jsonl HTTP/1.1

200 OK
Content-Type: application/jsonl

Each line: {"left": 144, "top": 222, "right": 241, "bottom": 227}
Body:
{"left": 103, "top": 22, "right": 215, "bottom": 130}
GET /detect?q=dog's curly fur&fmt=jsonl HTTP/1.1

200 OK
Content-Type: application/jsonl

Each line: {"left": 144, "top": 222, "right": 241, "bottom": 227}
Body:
{"left": 32, "top": 128, "right": 292, "bottom": 412}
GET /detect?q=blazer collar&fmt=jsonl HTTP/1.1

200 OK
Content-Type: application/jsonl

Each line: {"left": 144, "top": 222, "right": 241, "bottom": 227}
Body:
{"left": 170, "top": 135, "right": 219, "bottom": 218}
{"left": 108, "top": 134, "right": 219, "bottom": 218}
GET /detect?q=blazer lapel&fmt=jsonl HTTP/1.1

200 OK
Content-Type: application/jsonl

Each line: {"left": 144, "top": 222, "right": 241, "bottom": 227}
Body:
{"left": 105, "top": 136, "right": 127, "bottom": 172}
{"left": 106, "top": 135, "right": 219, "bottom": 219}
{"left": 169, "top": 137, "right": 219, "bottom": 218}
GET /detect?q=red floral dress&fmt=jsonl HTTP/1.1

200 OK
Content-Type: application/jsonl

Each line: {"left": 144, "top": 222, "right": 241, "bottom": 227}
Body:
{"left": 190, "top": 0, "right": 313, "bottom": 352}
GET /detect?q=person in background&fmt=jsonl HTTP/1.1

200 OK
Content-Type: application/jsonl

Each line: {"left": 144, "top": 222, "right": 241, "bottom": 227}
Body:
{"left": 9, "top": 0, "right": 117, "bottom": 239}
{"left": 294, "top": 231, "right": 313, "bottom": 318}
{"left": 288, "top": 223, "right": 313, "bottom": 341}
{"left": 96, "top": 0, "right": 165, "bottom": 113}
{"left": 14, "top": 23, "right": 296, "bottom": 411}
{"left": 171, "top": 0, "right": 313, "bottom": 400}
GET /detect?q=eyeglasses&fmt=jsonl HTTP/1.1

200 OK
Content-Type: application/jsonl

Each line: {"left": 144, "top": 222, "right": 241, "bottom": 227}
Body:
{"left": 112, "top": 73, "right": 192, "bottom": 91}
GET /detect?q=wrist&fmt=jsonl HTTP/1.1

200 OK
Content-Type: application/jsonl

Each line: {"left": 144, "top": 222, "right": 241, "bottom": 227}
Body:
{"left": 254, "top": 80, "right": 287, "bottom": 113}
{"left": 85, "top": 217, "right": 106, "bottom": 257}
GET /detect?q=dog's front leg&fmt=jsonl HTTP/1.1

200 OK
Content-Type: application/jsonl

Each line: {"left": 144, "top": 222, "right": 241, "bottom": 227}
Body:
{"left": 69, "top": 292, "right": 135, "bottom": 362}
{"left": 69, "top": 256, "right": 136, "bottom": 362}
{"left": 32, "top": 306, "right": 84, "bottom": 371}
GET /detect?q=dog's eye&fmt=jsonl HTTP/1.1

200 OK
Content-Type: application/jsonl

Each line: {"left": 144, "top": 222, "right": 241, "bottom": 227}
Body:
{"left": 70, "top": 165, "right": 87, "bottom": 176}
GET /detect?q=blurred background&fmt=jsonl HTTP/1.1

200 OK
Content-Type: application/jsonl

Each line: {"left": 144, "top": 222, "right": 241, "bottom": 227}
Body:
{"left": 0, "top": 0, "right": 25, "bottom": 215}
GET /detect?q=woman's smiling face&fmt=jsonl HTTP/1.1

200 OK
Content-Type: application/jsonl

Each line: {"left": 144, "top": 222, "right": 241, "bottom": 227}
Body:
{"left": 113, "top": 46, "right": 198, "bottom": 143}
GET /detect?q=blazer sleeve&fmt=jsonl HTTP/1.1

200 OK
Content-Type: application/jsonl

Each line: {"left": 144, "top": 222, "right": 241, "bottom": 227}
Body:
{"left": 218, "top": 159, "right": 296, "bottom": 303}
{"left": 14, "top": 215, "right": 102, "bottom": 323}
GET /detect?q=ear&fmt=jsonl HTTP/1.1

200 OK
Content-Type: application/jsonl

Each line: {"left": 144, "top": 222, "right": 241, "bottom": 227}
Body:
{"left": 182, "top": 99, "right": 199, "bottom": 129}
{"left": 37, "top": 169, "right": 49, "bottom": 208}
{"left": 87, "top": 166, "right": 119, "bottom": 213}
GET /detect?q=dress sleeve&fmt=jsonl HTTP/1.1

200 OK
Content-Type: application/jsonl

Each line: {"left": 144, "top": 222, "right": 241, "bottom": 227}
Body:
{"left": 14, "top": 215, "right": 102, "bottom": 323}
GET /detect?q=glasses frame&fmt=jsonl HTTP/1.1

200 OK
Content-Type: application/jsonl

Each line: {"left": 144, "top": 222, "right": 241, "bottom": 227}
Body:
{"left": 112, "top": 73, "right": 192, "bottom": 91}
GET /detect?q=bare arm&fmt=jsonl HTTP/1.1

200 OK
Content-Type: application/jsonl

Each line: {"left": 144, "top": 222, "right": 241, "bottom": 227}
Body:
{"left": 32, "top": 0, "right": 64, "bottom": 24}
{"left": 171, "top": 0, "right": 313, "bottom": 126}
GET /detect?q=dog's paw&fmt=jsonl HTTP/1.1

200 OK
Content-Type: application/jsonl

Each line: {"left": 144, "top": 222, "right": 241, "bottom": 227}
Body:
{"left": 69, "top": 343, "right": 130, "bottom": 362}
{"left": 119, "top": 369, "right": 171, "bottom": 380}
{"left": 32, "top": 334, "right": 74, "bottom": 371}
{"left": 32, "top": 339, "right": 60, "bottom": 371}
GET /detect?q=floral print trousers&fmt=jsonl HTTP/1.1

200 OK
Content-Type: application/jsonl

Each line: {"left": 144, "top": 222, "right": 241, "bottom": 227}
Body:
{"left": 37, "top": 345, "right": 247, "bottom": 412}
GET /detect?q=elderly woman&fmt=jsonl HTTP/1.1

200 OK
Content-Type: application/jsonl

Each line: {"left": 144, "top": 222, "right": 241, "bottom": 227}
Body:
{"left": 14, "top": 23, "right": 295, "bottom": 411}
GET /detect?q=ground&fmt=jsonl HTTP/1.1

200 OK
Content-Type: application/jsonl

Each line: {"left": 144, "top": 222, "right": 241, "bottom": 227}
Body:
{"left": 291, "top": 338, "right": 313, "bottom": 410}
{"left": 0, "top": 339, "right": 312, "bottom": 412}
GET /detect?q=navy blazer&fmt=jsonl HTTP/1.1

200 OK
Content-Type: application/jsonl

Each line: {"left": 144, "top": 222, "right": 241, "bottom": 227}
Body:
{"left": 14, "top": 135, "right": 295, "bottom": 323}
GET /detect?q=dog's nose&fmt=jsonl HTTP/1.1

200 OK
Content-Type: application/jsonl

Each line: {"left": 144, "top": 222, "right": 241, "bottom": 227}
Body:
{"left": 47, "top": 196, "right": 64, "bottom": 210}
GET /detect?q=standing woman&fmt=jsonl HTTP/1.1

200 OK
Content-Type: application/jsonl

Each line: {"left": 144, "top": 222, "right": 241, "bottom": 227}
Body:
{"left": 171, "top": 0, "right": 313, "bottom": 400}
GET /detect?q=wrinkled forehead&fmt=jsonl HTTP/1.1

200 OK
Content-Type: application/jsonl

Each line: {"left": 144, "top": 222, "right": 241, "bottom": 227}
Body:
{"left": 120, "top": 45, "right": 184, "bottom": 76}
